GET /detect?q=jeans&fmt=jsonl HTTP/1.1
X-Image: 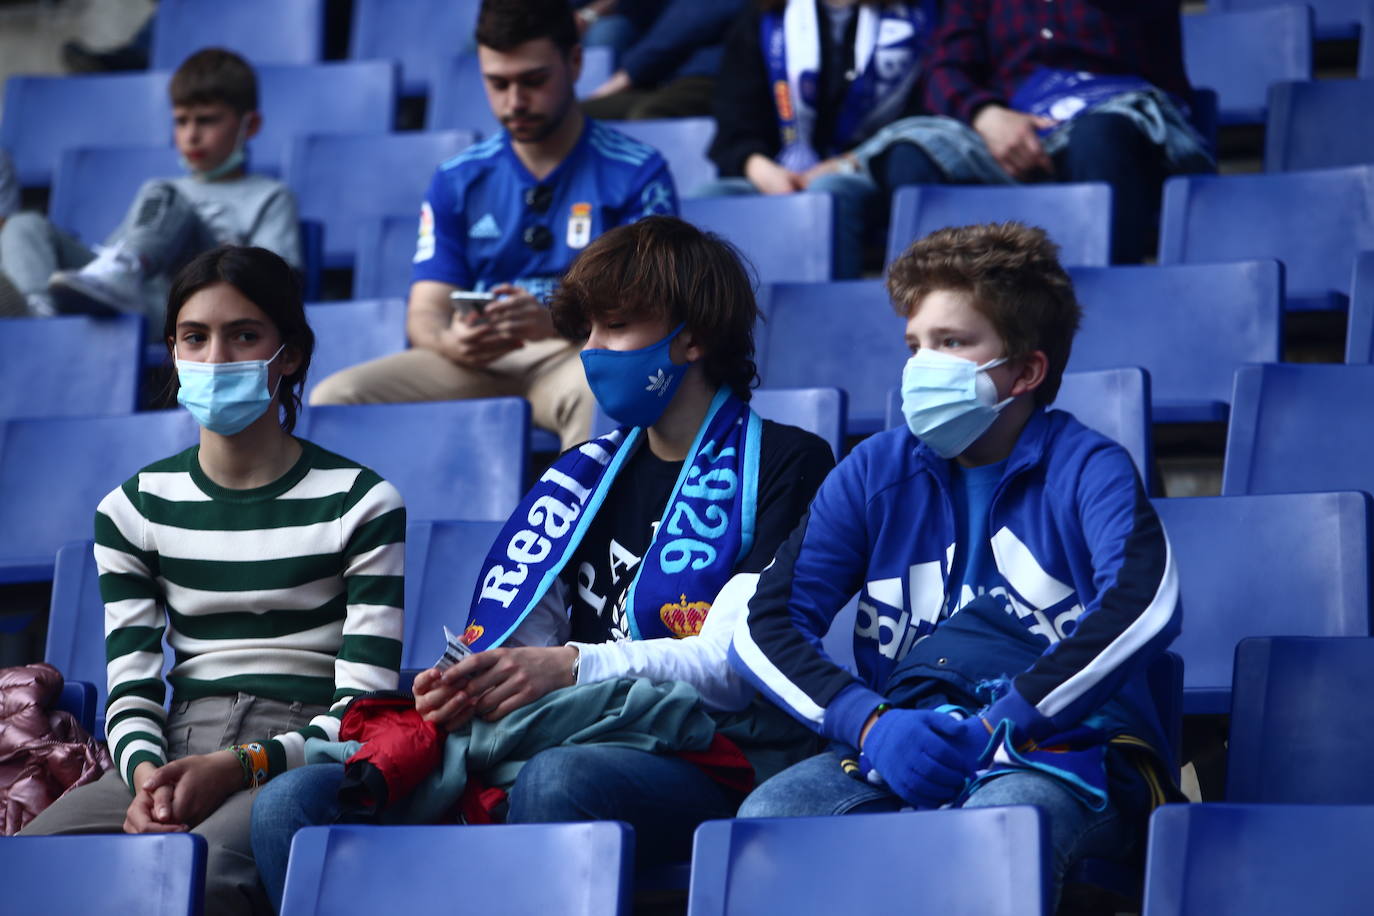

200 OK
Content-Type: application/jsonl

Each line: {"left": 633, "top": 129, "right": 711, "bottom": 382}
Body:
{"left": 251, "top": 747, "right": 743, "bottom": 911}
{"left": 739, "top": 749, "right": 1134, "bottom": 907}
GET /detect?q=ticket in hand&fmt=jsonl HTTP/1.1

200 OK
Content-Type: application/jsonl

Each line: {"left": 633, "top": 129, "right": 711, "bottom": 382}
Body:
{"left": 433, "top": 625, "right": 475, "bottom": 671}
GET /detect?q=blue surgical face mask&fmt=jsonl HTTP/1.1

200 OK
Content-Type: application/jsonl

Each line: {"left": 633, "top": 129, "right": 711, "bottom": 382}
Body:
{"left": 175, "top": 344, "right": 285, "bottom": 436}
{"left": 181, "top": 118, "right": 249, "bottom": 182}
{"left": 900, "top": 348, "right": 1012, "bottom": 458}
{"left": 580, "top": 323, "right": 688, "bottom": 428}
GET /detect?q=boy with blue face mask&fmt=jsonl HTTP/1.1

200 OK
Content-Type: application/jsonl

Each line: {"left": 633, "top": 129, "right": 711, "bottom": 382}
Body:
{"left": 727, "top": 222, "right": 1182, "bottom": 905}
{"left": 0, "top": 49, "right": 299, "bottom": 322}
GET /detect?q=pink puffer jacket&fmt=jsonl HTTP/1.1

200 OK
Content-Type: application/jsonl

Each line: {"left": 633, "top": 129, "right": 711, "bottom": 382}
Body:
{"left": 0, "top": 662, "right": 112, "bottom": 834}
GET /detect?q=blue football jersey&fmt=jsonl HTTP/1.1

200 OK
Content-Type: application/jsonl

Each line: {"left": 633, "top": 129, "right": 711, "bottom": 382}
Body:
{"left": 411, "top": 119, "right": 678, "bottom": 299}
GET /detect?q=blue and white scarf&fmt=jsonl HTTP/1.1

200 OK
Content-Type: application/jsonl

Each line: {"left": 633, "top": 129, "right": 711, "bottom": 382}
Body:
{"left": 761, "top": 0, "right": 934, "bottom": 172}
{"left": 1011, "top": 68, "right": 1158, "bottom": 136}
{"left": 464, "top": 389, "right": 762, "bottom": 649}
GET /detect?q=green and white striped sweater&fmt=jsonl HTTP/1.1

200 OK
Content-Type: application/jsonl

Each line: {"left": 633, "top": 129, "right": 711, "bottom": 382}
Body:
{"left": 95, "top": 439, "right": 405, "bottom": 788}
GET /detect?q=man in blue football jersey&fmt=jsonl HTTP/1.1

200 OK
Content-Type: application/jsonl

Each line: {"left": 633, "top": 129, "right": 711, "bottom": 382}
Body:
{"left": 309, "top": 0, "right": 679, "bottom": 449}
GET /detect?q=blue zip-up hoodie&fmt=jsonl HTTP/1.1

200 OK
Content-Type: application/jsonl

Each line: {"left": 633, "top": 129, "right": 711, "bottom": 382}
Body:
{"left": 728, "top": 408, "right": 1181, "bottom": 764}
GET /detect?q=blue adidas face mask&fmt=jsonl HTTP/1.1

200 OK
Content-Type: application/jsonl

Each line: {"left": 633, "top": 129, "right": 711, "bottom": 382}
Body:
{"left": 175, "top": 344, "right": 285, "bottom": 436}
{"left": 580, "top": 323, "right": 688, "bottom": 428}
{"left": 900, "top": 348, "right": 1013, "bottom": 458}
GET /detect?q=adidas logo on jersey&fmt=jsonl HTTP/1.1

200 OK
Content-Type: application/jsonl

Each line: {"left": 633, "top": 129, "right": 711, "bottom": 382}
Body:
{"left": 469, "top": 214, "right": 501, "bottom": 239}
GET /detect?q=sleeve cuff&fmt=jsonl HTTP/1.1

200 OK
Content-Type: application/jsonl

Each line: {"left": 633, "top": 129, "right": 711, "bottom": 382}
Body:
{"left": 568, "top": 641, "right": 607, "bottom": 684}
{"left": 819, "top": 682, "right": 887, "bottom": 747}
{"left": 956, "top": 92, "right": 1005, "bottom": 126}
{"left": 122, "top": 750, "right": 165, "bottom": 791}
{"left": 984, "top": 684, "right": 1055, "bottom": 745}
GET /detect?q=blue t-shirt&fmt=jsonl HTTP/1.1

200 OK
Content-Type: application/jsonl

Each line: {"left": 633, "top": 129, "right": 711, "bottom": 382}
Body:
{"left": 946, "top": 458, "right": 1009, "bottom": 615}
{"left": 411, "top": 119, "right": 678, "bottom": 300}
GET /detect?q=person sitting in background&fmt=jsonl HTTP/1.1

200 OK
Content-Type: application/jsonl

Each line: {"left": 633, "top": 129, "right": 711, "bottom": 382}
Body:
{"left": 0, "top": 49, "right": 300, "bottom": 323}
{"left": 727, "top": 223, "right": 1182, "bottom": 907}
{"left": 700, "top": 0, "right": 941, "bottom": 279}
{"left": 250, "top": 217, "right": 836, "bottom": 910}
{"left": 853, "top": 0, "right": 1213, "bottom": 263}
{"left": 19, "top": 246, "right": 404, "bottom": 916}
{"left": 308, "top": 0, "right": 677, "bottom": 451}
{"left": 580, "top": 0, "right": 746, "bottom": 121}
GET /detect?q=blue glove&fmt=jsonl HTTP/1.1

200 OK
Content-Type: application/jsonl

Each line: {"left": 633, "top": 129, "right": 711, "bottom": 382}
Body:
{"left": 860, "top": 709, "right": 978, "bottom": 809}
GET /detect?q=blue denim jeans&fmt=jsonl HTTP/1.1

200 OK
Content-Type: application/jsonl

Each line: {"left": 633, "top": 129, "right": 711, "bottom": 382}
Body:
{"left": 251, "top": 748, "right": 742, "bottom": 911}
{"left": 738, "top": 749, "right": 1134, "bottom": 905}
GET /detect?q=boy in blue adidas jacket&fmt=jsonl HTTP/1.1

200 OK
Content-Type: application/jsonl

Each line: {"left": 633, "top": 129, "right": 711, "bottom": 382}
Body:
{"left": 726, "top": 222, "right": 1182, "bottom": 899}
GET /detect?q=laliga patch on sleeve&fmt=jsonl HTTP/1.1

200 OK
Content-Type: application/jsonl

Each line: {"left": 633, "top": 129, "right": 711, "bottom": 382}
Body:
{"left": 414, "top": 201, "right": 436, "bottom": 263}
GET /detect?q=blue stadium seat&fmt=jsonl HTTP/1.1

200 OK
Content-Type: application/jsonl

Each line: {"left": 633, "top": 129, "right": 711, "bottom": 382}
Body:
{"left": 403, "top": 519, "right": 505, "bottom": 668}
{"left": 1209, "top": 0, "right": 1373, "bottom": 40}
{"left": 0, "top": 316, "right": 145, "bottom": 420}
{"left": 302, "top": 300, "right": 409, "bottom": 403}
{"left": 353, "top": 216, "right": 420, "bottom": 300}
{"left": 0, "top": 411, "right": 199, "bottom": 584}
{"left": 1346, "top": 251, "right": 1374, "bottom": 362}
{"left": 286, "top": 131, "right": 476, "bottom": 268}
{"left": 757, "top": 280, "right": 907, "bottom": 434}
{"left": 295, "top": 398, "right": 528, "bottom": 522}
{"left": 281, "top": 823, "right": 633, "bottom": 915}
{"left": 426, "top": 47, "right": 616, "bottom": 133}
{"left": 252, "top": 61, "right": 399, "bottom": 177}
{"left": 1152, "top": 492, "right": 1373, "bottom": 715}
{"left": 1228, "top": 636, "right": 1374, "bottom": 803}
{"left": 4, "top": 834, "right": 206, "bottom": 916}
{"left": 150, "top": 0, "right": 323, "bottom": 69}
{"left": 350, "top": 0, "right": 482, "bottom": 97}
{"left": 1223, "top": 363, "right": 1374, "bottom": 494}
{"left": 1182, "top": 6, "right": 1313, "bottom": 126}
{"left": 1158, "top": 166, "right": 1374, "bottom": 311}
{"left": 1143, "top": 803, "right": 1374, "bottom": 916}
{"left": 682, "top": 193, "right": 834, "bottom": 284}
{"left": 883, "top": 368, "right": 1156, "bottom": 491}
{"left": 1266, "top": 78, "right": 1374, "bottom": 171}
{"left": 55, "top": 680, "right": 99, "bottom": 736}
{"left": 1067, "top": 261, "right": 1283, "bottom": 423}
{"left": 606, "top": 118, "right": 717, "bottom": 196}
{"left": 48, "top": 145, "right": 182, "bottom": 248}
{"left": 688, "top": 809, "right": 1048, "bottom": 915}
{"left": 0, "top": 72, "right": 171, "bottom": 188}
{"left": 592, "top": 388, "right": 847, "bottom": 460}
{"left": 886, "top": 184, "right": 1112, "bottom": 267}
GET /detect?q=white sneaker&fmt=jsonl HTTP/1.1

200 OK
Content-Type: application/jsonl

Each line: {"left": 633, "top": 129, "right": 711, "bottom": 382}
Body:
{"left": 48, "top": 244, "right": 146, "bottom": 316}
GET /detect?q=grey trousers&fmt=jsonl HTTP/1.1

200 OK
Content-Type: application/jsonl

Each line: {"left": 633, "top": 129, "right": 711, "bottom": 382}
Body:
{"left": 20, "top": 693, "right": 326, "bottom": 916}
{"left": 0, "top": 212, "right": 93, "bottom": 296}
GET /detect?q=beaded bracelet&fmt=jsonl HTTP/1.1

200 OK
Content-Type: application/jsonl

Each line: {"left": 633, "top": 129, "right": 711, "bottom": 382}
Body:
{"left": 239, "top": 742, "right": 269, "bottom": 789}
{"left": 229, "top": 745, "right": 254, "bottom": 789}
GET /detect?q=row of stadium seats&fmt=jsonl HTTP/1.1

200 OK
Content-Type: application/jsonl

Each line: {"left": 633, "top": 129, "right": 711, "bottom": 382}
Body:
{"left": 15, "top": 635, "right": 1374, "bottom": 915}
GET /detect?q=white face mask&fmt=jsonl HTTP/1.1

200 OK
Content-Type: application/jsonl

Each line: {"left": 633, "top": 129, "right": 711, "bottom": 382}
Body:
{"left": 181, "top": 118, "right": 249, "bottom": 182}
{"left": 899, "top": 348, "right": 1012, "bottom": 458}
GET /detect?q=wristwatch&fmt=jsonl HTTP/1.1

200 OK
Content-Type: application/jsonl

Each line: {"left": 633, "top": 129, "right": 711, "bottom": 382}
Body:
{"left": 570, "top": 646, "right": 582, "bottom": 683}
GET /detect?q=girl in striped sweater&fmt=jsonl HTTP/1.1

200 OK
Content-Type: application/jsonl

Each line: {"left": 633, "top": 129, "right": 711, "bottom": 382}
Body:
{"left": 21, "top": 246, "right": 406, "bottom": 916}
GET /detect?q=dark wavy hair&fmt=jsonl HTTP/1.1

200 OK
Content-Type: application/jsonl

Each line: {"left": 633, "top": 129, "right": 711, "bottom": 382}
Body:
{"left": 476, "top": 0, "right": 579, "bottom": 54}
{"left": 163, "top": 245, "right": 314, "bottom": 433}
{"left": 550, "top": 216, "right": 760, "bottom": 400}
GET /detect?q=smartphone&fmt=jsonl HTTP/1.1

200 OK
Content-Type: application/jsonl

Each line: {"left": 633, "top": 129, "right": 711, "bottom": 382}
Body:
{"left": 450, "top": 290, "right": 496, "bottom": 322}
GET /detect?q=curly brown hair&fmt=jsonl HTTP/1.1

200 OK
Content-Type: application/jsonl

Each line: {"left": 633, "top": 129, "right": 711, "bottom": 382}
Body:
{"left": 887, "top": 222, "right": 1082, "bottom": 406}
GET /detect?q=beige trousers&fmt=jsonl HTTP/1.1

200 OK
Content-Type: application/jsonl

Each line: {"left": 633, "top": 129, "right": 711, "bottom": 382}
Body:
{"left": 308, "top": 339, "right": 594, "bottom": 450}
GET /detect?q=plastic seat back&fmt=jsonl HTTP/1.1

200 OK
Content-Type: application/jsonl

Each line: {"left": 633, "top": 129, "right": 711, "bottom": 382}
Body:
{"left": 1266, "top": 78, "right": 1374, "bottom": 171}
{"left": 1182, "top": 6, "right": 1313, "bottom": 125}
{"left": 350, "top": 0, "right": 482, "bottom": 96}
{"left": 286, "top": 131, "right": 476, "bottom": 267}
{"left": 1209, "top": 0, "right": 1371, "bottom": 39}
{"left": 0, "top": 411, "right": 200, "bottom": 584}
{"left": 606, "top": 118, "right": 717, "bottom": 195}
{"left": 1152, "top": 492, "right": 1373, "bottom": 714}
{"left": 758, "top": 280, "right": 907, "bottom": 434}
{"left": 281, "top": 823, "right": 632, "bottom": 915}
{"left": 302, "top": 300, "right": 409, "bottom": 403}
{"left": 353, "top": 216, "right": 421, "bottom": 300}
{"left": 886, "top": 184, "right": 1112, "bottom": 267}
{"left": 150, "top": 0, "right": 323, "bottom": 69}
{"left": 0, "top": 316, "right": 144, "bottom": 420}
{"left": 1223, "top": 363, "right": 1374, "bottom": 495}
{"left": 251, "top": 61, "right": 398, "bottom": 177}
{"left": 4, "top": 833, "right": 206, "bottom": 916}
{"left": 1346, "top": 250, "right": 1374, "bottom": 362}
{"left": 1143, "top": 803, "right": 1374, "bottom": 916}
{"left": 1158, "top": 166, "right": 1374, "bottom": 311}
{"left": 1067, "top": 261, "right": 1283, "bottom": 422}
{"left": 688, "top": 809, "right": 1047, "bottom": 916}
{"left": 1229, "top": 636, "right": 1374, "bottom": 803}
{"left": 296, "top": 399, "right": 528, "bottom": 522}
{"left": 49, "top": 145, "right": 182, "bottom": 246}
{"left": 402, "top": 519, "right": 506, "bottom": 668}
{"left": 1, "top": 73, "right": 172, "bottom": 188}
{"left": 682, "top": 193, "right": 834, "bottom": 284}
